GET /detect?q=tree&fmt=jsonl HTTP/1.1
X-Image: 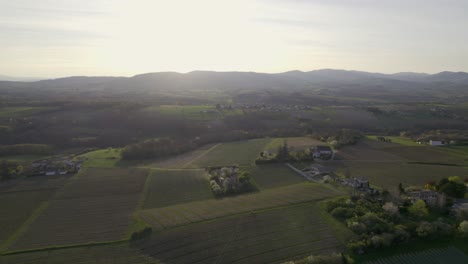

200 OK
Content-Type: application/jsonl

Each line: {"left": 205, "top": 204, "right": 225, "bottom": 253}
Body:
{"left": 398, "top": 183, "right": 405, "bottom": 194}
{"left": 382, "top": 202, "right": 399, "bottom": 216}
{"left": 416, "top": 221, "right": 435, "bottom": 238}
{"left": 458, "top": 221, "right": 468, "bottom": 237}
{"left": 408, "top": 200, "right": 429, "bottom": 219}
{"left": 438, "top": 181, "right": 465, "bottom": 198}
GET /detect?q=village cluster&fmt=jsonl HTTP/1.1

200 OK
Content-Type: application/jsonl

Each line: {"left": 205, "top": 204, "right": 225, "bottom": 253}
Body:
{"left": 31, "top": 156, "right": 84, "bottom": 176}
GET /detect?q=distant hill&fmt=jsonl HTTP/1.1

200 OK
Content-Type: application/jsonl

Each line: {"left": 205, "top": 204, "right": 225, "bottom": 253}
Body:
{"left": 1, "top": 69, "right": 467, "bottom": 104}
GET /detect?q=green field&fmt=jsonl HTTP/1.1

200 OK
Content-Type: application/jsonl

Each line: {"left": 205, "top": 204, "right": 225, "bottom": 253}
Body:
{"left": 143, "top": 169, "right": 212, "bottom": 209}
{"left": 367, "top": 135, "right": 421, "bottom": 146}
{"left": 364, "top": 247, "right": 468, "bottom": 264}
{"left": 139, "top": 182, "right": 343, "bottom": 230}
{"left": 77, "top": 148, "right": 122, "bottom": 168}
{"left": 186, "top": 138, "right": 273, "bottom": 168}
{"left": 245, "top": 164, "right": 305, "bottom": 190}
{"left": 8, "top": 168, "right": 148, "bottom": 251}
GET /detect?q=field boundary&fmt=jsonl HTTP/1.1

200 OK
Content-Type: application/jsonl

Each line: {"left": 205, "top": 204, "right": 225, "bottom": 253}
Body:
{"left": 1, "top": 238, "right": 128, "bottom": 256}
{"left": 125, "top": 169, "right": 152, "bottom": 239}
{"left": 183, "top": 143, "right": 220, "bottom": 168}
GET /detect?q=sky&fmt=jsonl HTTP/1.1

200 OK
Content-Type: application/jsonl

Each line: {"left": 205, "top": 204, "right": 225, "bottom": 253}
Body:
{"left": 1, "top": 0, "right": 468, "bottom": 78}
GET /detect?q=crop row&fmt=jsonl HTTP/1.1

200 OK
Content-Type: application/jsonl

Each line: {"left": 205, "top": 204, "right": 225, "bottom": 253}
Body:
{"left": 140, "top": 182, "right": 341, "bottom": 230}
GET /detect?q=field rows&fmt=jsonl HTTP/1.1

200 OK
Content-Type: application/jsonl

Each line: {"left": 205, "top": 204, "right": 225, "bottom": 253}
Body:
{"left": 1, "top": 244, "right": 161, "bottom": 264}
{"left": 0, "top": 189, "right": 55, "bottom": 244}
{"left": 8, "top": 168, "right": 148, "bottom": 251}
{"left": 140, "top": 182, "right": 342, "bottom": 230}
{"left": 134, "top": 202, "right": 346, "bottom": 264}
{"left": 143, "top": 169, "right": 212, "bottom": 209}
{"left": 344, "top": 161, "right": 468, "bottom": 192}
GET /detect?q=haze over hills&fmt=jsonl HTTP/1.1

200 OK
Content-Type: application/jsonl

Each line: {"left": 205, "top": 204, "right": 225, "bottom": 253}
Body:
{"left": 1, "top": 69, "right": 468, "bottom": 105}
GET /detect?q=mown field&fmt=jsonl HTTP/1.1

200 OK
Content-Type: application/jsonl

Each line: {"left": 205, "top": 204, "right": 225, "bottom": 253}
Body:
{"left": 143, "top": 169, "right": 212, "bottom": 209}
{"left": 364, "top": 247, "right": 468, "bottom": 264}
{"left": 77, "top": 148, "right": 122, "bottom": 168}
{"left": 8, "top": 168, "right": 148, "bottom": 251}
{"left": 139, "top": 182, "right": 342, "bottom": 230}
{"left": 133, "top": 202, "right": 350, "bottom": 264}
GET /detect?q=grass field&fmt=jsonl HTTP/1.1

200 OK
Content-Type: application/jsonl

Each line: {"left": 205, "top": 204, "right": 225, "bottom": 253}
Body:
{"left": 245, "top": 164, "right": 305, "bottom": 190}
{"left": 364, "top": 247, "right": 468, "bottom": 264}
{"left": 77, "top": 148, "right": 122, "bottom": 168}
{"left": 134, "top": 202, "right": 350, "bottom": 264}
{"left": 8, "top": 168, "right": 148, "bottom": 251}
{"left": 142, "top": 169, "right": 212, "bottom": 209}
{"left": 366, "top": 135, "right": 421, "bottom": 146}
{"left": 186, "top": 138, "right": 273, "bottom": 168}
{"left": 139, "top": 182, "right": 343, "bottom": 230}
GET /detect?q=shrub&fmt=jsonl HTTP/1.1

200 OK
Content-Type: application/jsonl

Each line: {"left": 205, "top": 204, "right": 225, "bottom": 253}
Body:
{"left": 416, "top": 221, "right": 435, "bottom": 238}
{"left": 458, "top": 220, "right": 468, "bottom": 237}
{"left": 408, "top": 200, "right": 429, "bottom": 219}
{"left": 382, "top": 202, "right": 399, "bottom": 216}
{"left": 331, "top": 207, "right": 354, "bottom": 220}
{"left": 130, "top": 226, "right": 152, "bottom": 240}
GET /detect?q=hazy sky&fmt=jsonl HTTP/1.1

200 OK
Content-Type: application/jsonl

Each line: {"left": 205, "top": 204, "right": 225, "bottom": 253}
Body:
{"left": 1, "top": 0, "right": 468, "bottom": 78}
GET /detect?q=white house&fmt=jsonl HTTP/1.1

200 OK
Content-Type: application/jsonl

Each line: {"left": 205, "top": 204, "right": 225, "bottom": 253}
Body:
{"left": 429, "top": 140, "right": 446, "bottom": 146}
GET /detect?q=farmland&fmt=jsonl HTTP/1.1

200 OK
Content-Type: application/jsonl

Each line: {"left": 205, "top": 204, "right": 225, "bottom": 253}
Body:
{"left": 186, "top": 138, "right": 273, "bottom": 168}
{"left": 0, "top": 189, "right": 55, "bottom": 245}
{"left": 342, "top": 161, "right": 468, "bottom": 191}
{"left": 148, "top": 144, "right": 218, "bottom": 169}
{"left": 264, "top": 137, "right": 324, "bottom": 152}
{"left": 139, "top": 182, "right": 343, "bottom": 230}
{"left": 134, "top": 202, "right": 351, "bottom": 264}
{"left": 144, "top": 105, "right": 220, "bottom": 120}
{"left": 7, "top": 168, "right": 148, "bottom": 250}
{"left": 143, "top": 169, "right": 212, "bottom": 209}
{"left": 245, "top": 164, "right": 305, "bottom": 189}
{"left": 364, "top": 247, "right": 468, "bottom": 264}
{"left": 1, "top": 244, "right": 160, "bottom": 264}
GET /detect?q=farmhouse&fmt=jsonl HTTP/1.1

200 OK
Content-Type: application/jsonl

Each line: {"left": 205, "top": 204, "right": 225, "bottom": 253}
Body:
{"left": 342, "top": 177, "right": 369, "bottom": 189}
{"left": 429, "top": 140, "right": 447, "bottom": 146}
{"left": 312, "top": 145, "right": 334, "bottom": 160}
{"left": 407, "top": 190, "right": 439, "bottom": 206}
